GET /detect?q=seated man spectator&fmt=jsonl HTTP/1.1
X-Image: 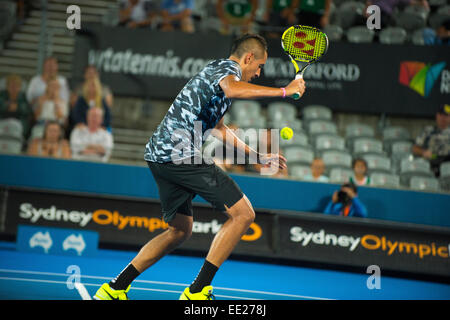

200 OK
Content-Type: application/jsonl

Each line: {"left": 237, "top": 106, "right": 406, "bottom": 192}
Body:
{"left": 324, "top": 182, "right": 368, "bottom": 217}
{"left": 262, "top": 0, "right": 297, "bottom": 38}
{"left": 27, "top": 120, "right": 71, "bottom": 159}
{"left": 350, "top": 158, "right": 371, "bottom": 186}
{"left": 26, "top": 56, "right": 70, "bottom": 108}
{"left": 216, "top": 0, "right": 258, "bottom": 36}
{"left": 119, "top": 0, "right": 158, "bottom": 29}
{"left": 423, "top": 19, "right": 450, "bottom": 46}
{"left": 70, "top": 107, "right": 114, "bottom": 163}
{"left": 34, "top": 78, "right": 69, "bottom": 127}
{"left": 70, "top": 78, "right": 112, "bottom": 131}
{"left": 413, "top": 104, "right": 450, "bottom": 177}
{"left": 160, "top": 0, "right": 195, "bottom": 33}
{"left": 293, "top": 0, "right": 332, "bottom": 29}
{"left": 304, "top": 158, "right": 329, "bottom": 182}
{"left": 0, "top": 74, "right": 33, "bottom": 138}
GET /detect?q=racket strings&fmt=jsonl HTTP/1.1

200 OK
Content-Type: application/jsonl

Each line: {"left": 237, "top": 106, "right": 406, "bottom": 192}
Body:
{"left": 282, "top": 26, "right": 328, "bottom": 62}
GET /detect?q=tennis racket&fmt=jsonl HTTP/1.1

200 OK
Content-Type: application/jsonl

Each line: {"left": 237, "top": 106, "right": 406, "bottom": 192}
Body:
{"left": 281, "top": 25, "right": 329, "bottom": 100}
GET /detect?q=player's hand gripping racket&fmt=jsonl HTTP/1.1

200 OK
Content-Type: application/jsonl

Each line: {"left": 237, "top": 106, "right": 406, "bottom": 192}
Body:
{"left": 281, "top": 25, "right": 329, "bottom": 99}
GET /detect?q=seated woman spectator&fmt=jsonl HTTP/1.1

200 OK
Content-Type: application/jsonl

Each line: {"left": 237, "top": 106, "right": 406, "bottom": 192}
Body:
{"left": 27, "top": 120, "right": 71, "bottom": 159}
{"left": 350, "top": 158, "right": 371, "bottom": 186}
{"left": 304, "top": 158, "right": 329, "bottom": 182}
{"left": 34, "top": 78, "right": 69, "bottom": 126}
{"left": 160, "top": 0, "right": 195, "bottom": 33}
{"left": 70, "top": 65, "right": 113, "bottom": 109}
{"left": 70, "top": 78, "right": 112, "bottom": 131}
{"left": 324, "top": 182, "right": 368, "bottom": 218}
{"left": 26, "top": 56, "right": 70, "bottom": 108}
{"left": 70, "top": 107, "right": 114, "bottom": 163}
{"left": 0, "top": 74, "right": 33, "bottom": 138}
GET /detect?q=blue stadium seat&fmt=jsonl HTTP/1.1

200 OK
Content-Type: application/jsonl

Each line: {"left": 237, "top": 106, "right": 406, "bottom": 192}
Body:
{"left": 329, "top": 167, "right": 354, "bottom": 184}
{"left": 289, "top": 164, "right": 312, "bottom": 180}
{"left": 410, "top": 176, "right": 440, "bottom": 192}
{"left": 370, "top": 172, "right": 401, "bottom": 189}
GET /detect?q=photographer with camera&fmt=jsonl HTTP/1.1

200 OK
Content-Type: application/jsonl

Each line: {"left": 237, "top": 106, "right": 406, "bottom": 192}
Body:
{"left": 324, "top": 182, "right": 368, "bottom": 218}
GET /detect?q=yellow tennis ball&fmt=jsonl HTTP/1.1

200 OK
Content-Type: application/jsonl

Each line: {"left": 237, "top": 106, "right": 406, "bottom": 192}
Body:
{"left": 280, "top": 127, "right": 293, "bottom": 140}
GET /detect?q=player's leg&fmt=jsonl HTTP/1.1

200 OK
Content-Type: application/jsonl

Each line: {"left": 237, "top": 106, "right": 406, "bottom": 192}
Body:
{"left": 205, "top": 194, "right": 254, "bottom": 267}
{"left": 93, "top": 213, "right": 193, "bottom": 300}
{"left": 131, "top": 213, "right": 193, "bottom": 272}
{"left": 180, "top": 195, "right": 254, "bottom": 300}
{"left": 94, "top": 162, "right": 194, "bottom": 300}
{"left": 179, "top": 164, "right": 252, "bottom": 299}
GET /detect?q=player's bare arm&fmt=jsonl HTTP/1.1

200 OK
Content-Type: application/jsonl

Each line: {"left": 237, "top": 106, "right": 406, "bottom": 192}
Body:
{"left": 219, "top": 75, "right": 305, "bottom": 99}
{"left": 213, "top": 118, "right": 287, "bottom": 170}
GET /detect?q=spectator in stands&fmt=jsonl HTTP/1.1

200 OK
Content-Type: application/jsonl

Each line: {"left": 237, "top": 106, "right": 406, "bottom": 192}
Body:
{"left": 262, "top": 0, "right": 297, "bottom": 38}
{"left": 324, "top": 182, "right": 368, "bottom": 217}
{"left": 423, "top": 19, "right": 450, "bottom": 46}
{"left": 350, "top": 157, "right": 371, "bottom": 186}
{"left": 27, "top": 120, "right": 71, "bottom": 159}
{"left": 413, "top": 104, "right": 450, "bottom": 177}
{"left": 0, "top": 74, "right": 33, "bottom": 138}
{"left": 119, "top": 0, "right": 158, "bottom": 29}
{"left": 304, "top": 158, "right": 329, "bottom": 182}
{"left": 17, "top": 0, "right": 26, "bottom": 24}
{"left": 160, "top": 0, "right": 195, "bottom": 33}
{"left": 70, "top": 107, "right": 114, "bottom": 162}
{"left": 216, "top": 0, "right": 259, "bottom": 36}
{"left": 33, "top": 78, "right": 69, "bottom": 126}
{"left": 364, "top": 0, "right": 429, "bottom": 29}
{"left": 70, "top": 65, "right": 114, "bottom": 109}
{"left": 26, "top": 56, "right": 70, "bottom": 108}
{"left": 70, "top": 78, "right": 112, "bottom": 131}
{"left": 292, "top": 0, "right": 332, "bottom": 29}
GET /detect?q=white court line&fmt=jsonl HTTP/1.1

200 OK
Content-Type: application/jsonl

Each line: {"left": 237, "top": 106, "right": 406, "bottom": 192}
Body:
{"left": 74, "top": 282, "right": 92, "bottom": 300}
{"left": 0, "top": 277, "right": 254, "bottom": 300}
{"left": 0, "top": 268, "right": 333, "bottom": 300}
{"left": 0, "top": 276, "right": 92, "bottom": 300}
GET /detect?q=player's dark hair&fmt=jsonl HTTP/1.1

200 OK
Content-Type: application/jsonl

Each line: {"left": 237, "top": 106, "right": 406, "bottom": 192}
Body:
{"left": 230, "top": 34, "right": 268, "bottom": 59}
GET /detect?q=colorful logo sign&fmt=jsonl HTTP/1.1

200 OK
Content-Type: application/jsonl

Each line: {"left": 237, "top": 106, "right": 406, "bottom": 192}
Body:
{"left": 399, "top": 61, "right": 446, "bottom": 97}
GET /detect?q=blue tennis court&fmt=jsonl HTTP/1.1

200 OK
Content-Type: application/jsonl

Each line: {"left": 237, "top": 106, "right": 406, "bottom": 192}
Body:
{"left": 1, "top": 241, "right": 449, "bottom": 300}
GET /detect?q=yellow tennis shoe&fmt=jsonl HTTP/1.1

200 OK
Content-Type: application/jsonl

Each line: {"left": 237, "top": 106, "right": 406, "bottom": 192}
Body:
{"left": 93, "top": 283, "right": 130, "bottom": 300}
{"left": 179, "top": 285, "right": 215, "bottom": 300}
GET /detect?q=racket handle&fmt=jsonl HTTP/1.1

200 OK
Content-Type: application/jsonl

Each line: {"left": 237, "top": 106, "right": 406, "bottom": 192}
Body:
{"left": 292, "top": 73, "right": 303, "bottom": 100}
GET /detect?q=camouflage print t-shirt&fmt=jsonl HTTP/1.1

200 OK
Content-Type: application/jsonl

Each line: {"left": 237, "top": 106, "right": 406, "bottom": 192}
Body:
{"left": 415, "top": 125, "right": 450, "bottom": 157}
{"left": 144, "top": 59, "right": 241, "bottom": 163}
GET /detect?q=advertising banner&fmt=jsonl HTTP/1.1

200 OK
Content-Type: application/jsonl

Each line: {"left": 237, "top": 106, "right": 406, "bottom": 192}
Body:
{"left": 2, "top": 186, "right": 449, "bottom": 280}
{"left": 278, "top": 213, "right": 450, "bottom": 278}
{"left": 73, "top": 25, "right": 449, "bottom": 117}
{"left": 72, "top": 24, "right": 233, "bottom": 99}
{"left": 254, "top": 39, "right": 450, "bottom": 117}
{"left": 2, "top": 187, "right": 272, "bottom": 256}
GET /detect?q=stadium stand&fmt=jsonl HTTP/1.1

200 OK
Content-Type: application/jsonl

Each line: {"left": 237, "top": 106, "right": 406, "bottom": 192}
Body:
{"left": 379, "top": 27, "right": 408, "bottom": 44}
{"left": 0, "top": 0, "right": 448, "bottom": 196}
{"left": 346, "top": 26, "right": 376, "bottom": 43}
{"left": 0, "top": 118, "right": 23, "bottom": 154}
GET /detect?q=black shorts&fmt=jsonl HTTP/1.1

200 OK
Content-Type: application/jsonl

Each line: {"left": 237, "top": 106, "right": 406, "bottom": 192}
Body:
{"left": 147, "top": 161, "right": 244, "bottom": 223}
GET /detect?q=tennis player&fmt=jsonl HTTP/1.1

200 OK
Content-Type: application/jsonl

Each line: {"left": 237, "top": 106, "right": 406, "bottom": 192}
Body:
{"left": 94, "top": 34, "right": 306, "bottom": 300}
